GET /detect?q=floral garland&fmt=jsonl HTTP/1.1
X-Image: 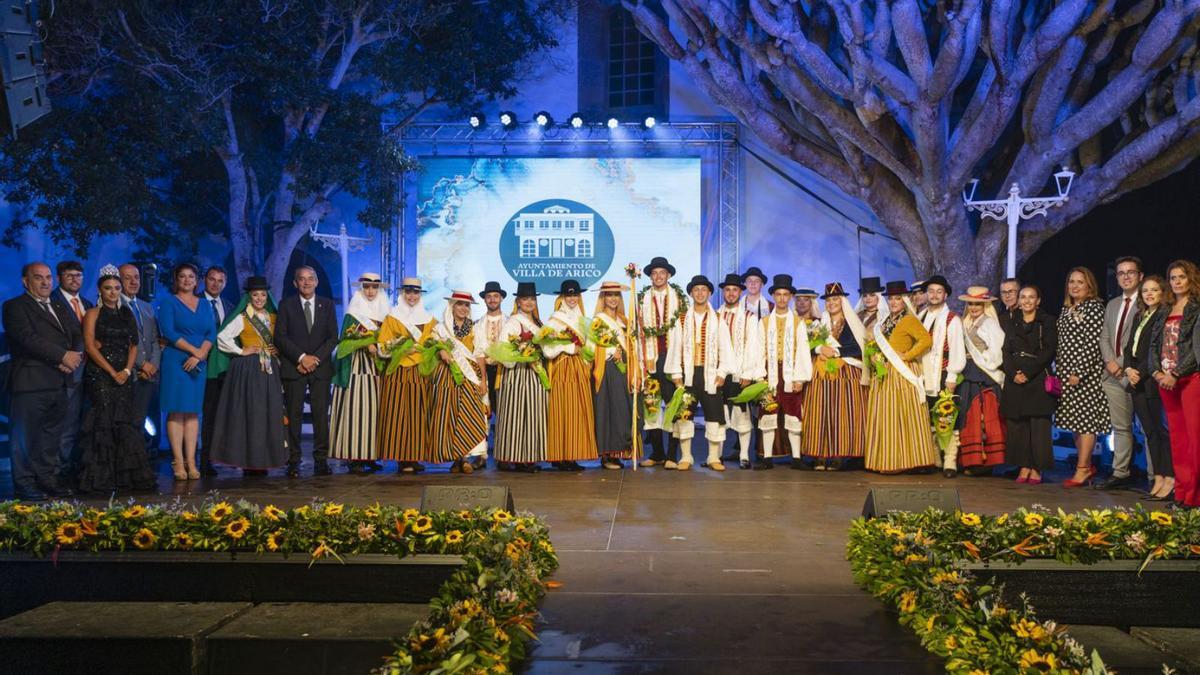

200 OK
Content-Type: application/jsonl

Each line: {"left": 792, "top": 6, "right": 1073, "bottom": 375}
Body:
{"left": 848, "top": 505, "right": 1200, "bottom": 673}
{"left": 636, "top": 282, "right": 688, "bottom": 338}
{"left": 0, "top": 499, "right": 559, "bottom": 674}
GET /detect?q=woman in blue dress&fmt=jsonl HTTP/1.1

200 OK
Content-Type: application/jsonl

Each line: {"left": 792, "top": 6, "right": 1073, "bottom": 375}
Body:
{"left": 158, "top": 263, "right": 216, "bottom": 480}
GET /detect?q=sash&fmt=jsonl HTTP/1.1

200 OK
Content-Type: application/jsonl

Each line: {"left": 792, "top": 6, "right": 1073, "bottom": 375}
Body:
{"left": 964, "top": 316, "right": 1005, "bottom": 387}
{"left": 245, "top": 310, "right": 275, "bottom": 374}
{"left": 872, "top": 320, "right": 924, "bottom": 393}
{"left": 678, "top": 307, "right": 720, "bottom": 391}
{"left": 434, "top": 320, "right": 482, "bottom": 386}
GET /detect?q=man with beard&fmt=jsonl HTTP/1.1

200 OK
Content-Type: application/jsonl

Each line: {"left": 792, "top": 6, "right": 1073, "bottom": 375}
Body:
{"left": 473, "top": 281, "right": 508, "bottom": 420}
{"left": 716, "top": 273, "right": 763, "bottom": 469}
{"left": 638, "top": 257, "right": 684, "bottom": 467}
{"left": 918, "top": 275, "right": 966, "bottom": 477}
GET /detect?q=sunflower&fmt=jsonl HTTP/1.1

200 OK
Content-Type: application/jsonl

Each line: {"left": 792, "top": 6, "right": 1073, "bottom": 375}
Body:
{"left": 132, "top": 528, "right": 157, "bottom": 550}
{"left": 411, "top": 516, "right": 433, "bottom": 534}
{"left": 1150, "top": 511, "right": 1173, "bottom": 526}
{"left": 266, "top": 530, "right": 284, "bottom": 552}
{"left": 936, "top": 399, "right": 956, "bottom": 414}
{"left": 180, "top": 511, "right": 198, "bottom": 522}
{"left": 294, "top": 505, "right": 312, "bottom": 517}
{"left": 323, "top": 503, "right": 344, "bottom": 516}
{"left": 1023, "top": 512, "right": 1044, "bottom": 527}
{"left": 224, "top": 517, "right": 250, "bottom": 540}
{"left": 364, "top": 504, "right": 381, "bottom": 519}
{"left": 995, "top": 513, "right": 1009, "bottom": 526}
{"left": 55, "top": 522, "right": 84, "bottom": 545}
{"left": 173, "top": 533, "right": 194, "bottom": 550}
{"left": 897, "top": 590, "right": 917, "bottom": 613}
{"left": 12, "top": 504, "right": 34, "bottom": 515}
{"left": 262, "top": 505, "right": 284, "bottom": 522}
{"left": 209, "top": 502, "right": 234, "bottom": 522}
{"left": 943, "top": 635, "right": 958, "bottom": 651}
{"left": 959, "top": 513, "right": 981, "bottom": 527}
{"left": 121, "top": 505, "right": 147, "bottom": 519}
{"left": 402, "top": 508, "right": 420, "bottom": 521}
{"left": 445, "top": 530, "right": 464, "bottom": 544}
{"left": 1017, "top": 649, "right": 1056, "bottom": 670}
{"left": 492, "top": 510, "right": 513, "bottom": 523}
{"left": 456, "top": 510, "right": 473, "bottom": 519}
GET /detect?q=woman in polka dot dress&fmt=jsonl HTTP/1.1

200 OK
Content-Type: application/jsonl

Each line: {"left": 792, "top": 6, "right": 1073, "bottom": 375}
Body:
{"left": 1056, "top": 267, "right": 1112, "bottom": 487}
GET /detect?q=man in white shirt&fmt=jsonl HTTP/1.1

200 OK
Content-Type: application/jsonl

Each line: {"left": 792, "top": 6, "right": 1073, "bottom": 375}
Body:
{"left": 918, "top": 275, "right": 966, "bottom": 477}
{"left": 120, "top": 263, "right": 162, "bottom": 456}
{"left": 473, "top": 281, "right": 509, "bottom": 426}
{"left": 759, "top": 274, "right": 812, "bottom": 467}
{"left": 741, "top": 266, "right": 772, "bottom": 319}
{"left": 49, "top": 260, "right": 91, "bottom": 479}
{"left": 716, "top": 273, "right": 763, "bottom": 469}
{"left": 1097, "top": 256, "right": 1145, "bottom": 489}
{"left": 638, "top": 256, "right": 683, "bottom": 467}
{"left": 198, "top": 266, "right": 231, "bottom": 475}
{"left": 667, "top": 275, "right": 734, "bottom": 471}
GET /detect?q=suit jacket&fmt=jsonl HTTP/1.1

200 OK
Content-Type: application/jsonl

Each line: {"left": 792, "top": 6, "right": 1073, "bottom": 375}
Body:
{"left": 2, "top": 293, "right": 81, "bottom": 393}
{"left": 274, "top": 294, "right": 338, "bottom": 381}
{"left": 1099, "top": 293, "right": 1138, "bottom": 384}
{"left": 50, "top": 288, "right": 91, "bottom": 385}
{"left": 1122, "top": 307, "right": 1162, "bottom": 396}
{"left": 1148, "top": 298, "right": 1200, "bottom": 380}
{"left": 1000, "top": 310, "right": 1058, "bottom": 418}
{"left": 123, "top": 295, "right": 163, "bottom": 375}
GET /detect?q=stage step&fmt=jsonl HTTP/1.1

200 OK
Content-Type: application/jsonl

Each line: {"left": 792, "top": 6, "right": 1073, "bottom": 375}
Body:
{"left": 1130, "top": 627, "right": 1200, "bottom": 672}
{"left": 1067, "top": 625, "right": 1191, "bottom": 675}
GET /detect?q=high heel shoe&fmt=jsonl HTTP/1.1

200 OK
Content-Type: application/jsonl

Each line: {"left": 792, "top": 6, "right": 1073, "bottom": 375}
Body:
{"left": 1015, "top": 476, "right": 1029, "bottom": 484}
{"left": 186, "top": 464, "right": 201, "bottom": 480}
{"left": 1148, "top": 490, "right": 1175, "bottom": 502}
{"left": 1027, "top": 477, "right": 1042, "bottom": 485}
{"left": 171, "top": 462, "right": 187, "bottom": 481}
{"left": 1062, "top": 466, "right": 1097, "bottom": 488}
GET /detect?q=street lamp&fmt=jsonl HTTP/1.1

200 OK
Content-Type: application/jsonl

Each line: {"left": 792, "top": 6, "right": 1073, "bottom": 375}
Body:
{"left": 963, "top": 166, "right": 1075, "bottom": 278}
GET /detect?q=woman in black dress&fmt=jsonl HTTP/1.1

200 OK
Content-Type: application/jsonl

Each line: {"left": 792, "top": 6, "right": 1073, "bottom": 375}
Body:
{"left": 1000, "top": 285, "right": 1058, "bottom": 484}
{"left": 76, "top": 265, "right": 158, "bottom": 494}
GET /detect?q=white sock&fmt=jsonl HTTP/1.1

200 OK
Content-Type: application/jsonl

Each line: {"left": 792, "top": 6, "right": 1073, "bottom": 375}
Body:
{"left": 789, "top": 432, "right": 802, "bottom": 458}
{"left": 679, "top": 438, "right": 694, "bottom": 465}
{"left": 738, "top": 432, "right": 751, "bottom": 462}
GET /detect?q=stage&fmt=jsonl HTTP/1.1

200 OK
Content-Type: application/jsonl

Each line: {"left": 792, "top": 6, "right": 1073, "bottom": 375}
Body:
{"left": 1, "top": 456, "right": 1160, "bottom": 673}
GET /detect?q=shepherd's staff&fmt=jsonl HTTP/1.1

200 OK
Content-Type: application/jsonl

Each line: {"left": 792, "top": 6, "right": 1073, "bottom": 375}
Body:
{"left": 625, "top": 263, "right": 646, "bottom": 469}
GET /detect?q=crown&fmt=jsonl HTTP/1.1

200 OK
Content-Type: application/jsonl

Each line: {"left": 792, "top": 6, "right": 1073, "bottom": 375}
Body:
{"left": 99, "top": 264, "right": 121, "bottom": 279}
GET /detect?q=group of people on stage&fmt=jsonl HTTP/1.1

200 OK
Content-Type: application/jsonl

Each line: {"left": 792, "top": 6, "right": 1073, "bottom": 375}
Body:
{"left": 5, "top": 254, "right": 1199, "bottom": 509}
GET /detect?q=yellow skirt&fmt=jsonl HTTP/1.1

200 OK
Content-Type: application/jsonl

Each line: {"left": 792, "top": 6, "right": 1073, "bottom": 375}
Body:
{"left": 427, "top": 362, "right": 489, "bottom": 464}
{"left": 864, "top": 362, "right": 938, "bottom": 473}
{"left": 546, "top": 354, "right": 597, "bottom": 462}
{"left": 800, "top": 359, "right": 866, "bottom": 459}
{"left": 377, "top": 365, "right": 429, "bottom": 462}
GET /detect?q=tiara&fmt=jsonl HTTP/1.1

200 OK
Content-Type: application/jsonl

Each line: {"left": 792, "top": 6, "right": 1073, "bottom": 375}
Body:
{"left": 99, "top": 264, "right": 120, "bottom": 279}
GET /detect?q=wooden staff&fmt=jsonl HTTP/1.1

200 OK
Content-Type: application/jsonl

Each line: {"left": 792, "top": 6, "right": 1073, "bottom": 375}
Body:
{"left": 626, "top": 264, "right": 645, "bottom": 469}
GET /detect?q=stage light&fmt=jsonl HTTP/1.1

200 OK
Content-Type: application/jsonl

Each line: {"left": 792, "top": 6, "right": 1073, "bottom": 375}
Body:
{"left": 642, "top": 116, "right": 656, "bottom": 130}
{"left": 568, "top": 113, "right": 585, "bottom": 129}
{"left": 534, "top": 110, "right": 554, "bottom": 128}
{"left": 499, "top": 110, "right": 518, "bottom": 131}
{"left": 468, "top": 112, "right": 486, "bottom": 129}
{"left": 606, "top": 117, "right": 620, "bottom": 130}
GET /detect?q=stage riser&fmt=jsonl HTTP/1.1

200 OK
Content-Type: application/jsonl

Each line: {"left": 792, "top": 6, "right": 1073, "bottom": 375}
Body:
{"left": 0, "top": 552, "right": 463, "bottom": 619}
{"left": 960, "top": 560, "right": 1200, "bottom": 628}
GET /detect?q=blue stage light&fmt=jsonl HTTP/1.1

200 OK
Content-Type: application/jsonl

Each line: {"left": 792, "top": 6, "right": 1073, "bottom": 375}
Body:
{"left": 568, "top": 113, "right": 585, "bottom": 129}
{"left": 606, "top": 117, "right": 620, "bottom": 130}
{"left": 534, "top": 110, "right": 554, "bottom": 128}
{"left": 468, "top": 112, "right": 486, "bottom": 129}
{"left": 499, "top": 111, "right": 518, "bottom": 131}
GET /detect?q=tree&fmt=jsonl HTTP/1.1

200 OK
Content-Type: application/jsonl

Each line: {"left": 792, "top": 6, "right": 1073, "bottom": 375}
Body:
{"left": 624, "top": 0, "right": 1200, "bottom": 289}
{"left": 2, "top": 0, "right": 569, "bottom": 291}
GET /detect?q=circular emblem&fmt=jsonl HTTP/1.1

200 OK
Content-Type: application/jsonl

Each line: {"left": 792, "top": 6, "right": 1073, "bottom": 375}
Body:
{"left": 498, "top": 199, "right": 615, "bottom": 293}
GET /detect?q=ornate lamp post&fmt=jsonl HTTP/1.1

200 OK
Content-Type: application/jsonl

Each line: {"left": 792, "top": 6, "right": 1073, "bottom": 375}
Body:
{"left": 309, "top": 223, "right": 373, "bottom": 309}
{"left": 963, "top": 167, "right": 1075, "bottom": 278}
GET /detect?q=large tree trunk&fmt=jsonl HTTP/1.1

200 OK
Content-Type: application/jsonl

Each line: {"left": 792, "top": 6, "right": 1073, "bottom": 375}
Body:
{"left": 217, "top": 93, "right": 256, "bottom": 289}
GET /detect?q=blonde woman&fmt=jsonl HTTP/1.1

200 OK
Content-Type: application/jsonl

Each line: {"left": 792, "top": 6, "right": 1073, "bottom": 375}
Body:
{"left": 543, "top": 280, "right": 596, "bottom": 471}
{"left": 592, "top": 281, "right": 637, "bottom": 469}
{"left": 957, "top": 286, "right": 1007, "bottom": 475}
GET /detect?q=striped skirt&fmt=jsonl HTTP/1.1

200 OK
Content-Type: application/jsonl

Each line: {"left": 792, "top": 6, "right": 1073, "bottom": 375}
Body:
{"left": 377, "top": 365, "right": 429, "bottom": 462}
{"left": 546, "top": 354, "right": 598, "bottom": 462}
{"left": 329, "top": 349, "right": 379, "bottom": 461}
{"left": 494, "top": 364, "right": 547, "bottom": 464}
{"left": 864, "top": 362, "right": 938, "bottom": 473}
{"left": 800, "top": 358, "right": 866, "bottom": 459}
{"left": 427, "top": 362, "right": 489, "bottom": 464}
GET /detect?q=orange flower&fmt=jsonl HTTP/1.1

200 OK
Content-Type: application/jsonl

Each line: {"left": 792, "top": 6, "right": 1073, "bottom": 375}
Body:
{"left": 1085, "top": 531, "right": 1111, "bottom": 547}
{"left": 960, "top": 540, "right": 982, "bottom": 560}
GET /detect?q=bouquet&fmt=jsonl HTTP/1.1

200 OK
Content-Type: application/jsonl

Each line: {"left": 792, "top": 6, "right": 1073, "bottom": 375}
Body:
{"left": 729, "top": 380, "right": 779, "bottom": 413}
{"left": 863, "top": 340, "right": 888, "bottom": 381}
{"left": 382, "top": 337, "right": 416, "bottom": 376}
{"left": 930, "top": 388, "right": 960, "bottom": 449}
{"left": 641, "top": 378, "right": 662, "bottom": 417}
{"left": 335, "top": 322, "right": 378, "bottom": 360}
{"left": 588, "top": 317, "right": 626, "bottom": 373}
{"left": 662, "top": 387, "right": 697, "bottom": 427}
{"left": 485, "top": 331, "right": 551, "bottom": 390}
{"left": 417, "top": 338, "right": 465, "bottom": 385}
{"left": 808, "top": 323, "right": 843, "bottom": 375}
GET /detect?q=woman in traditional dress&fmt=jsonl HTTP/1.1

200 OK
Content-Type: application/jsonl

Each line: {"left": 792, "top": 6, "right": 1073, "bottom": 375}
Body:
{"left": 864, "top": 281, "right": 939, "bottom": 473}
{"left": 855, "top": 277, "right": 888, "bottom": 332}
{"left": 377, "top": 277, "right": 437, "bottom": 473}
{"left": 592, "top": 281, "right": 637, "bottom": 470}
{"left": 428, "top": 290, "right": 490, "bottom": 473}
{"left": 208, "top": 276, "right": 288, "bottom": 473}
{"left": 1056, "top": 267, "right": 1111, "bottom": 487}
{"left": 76, "top": 265, "right": 157, "bottom": 493}
{"left": 330, "top": 273, "right": 389, "bottom": 473}
{"left": 802, "top": 282, "right": 867, "bottom": 470}
{"left": 957, "top": 286, "right": 1007, "bottom": 475}
{"left": 543, "top": 279, "right": 597, "bottom": 471}
{"left": 495, "top": 282, "right": 548, "bottom": 473}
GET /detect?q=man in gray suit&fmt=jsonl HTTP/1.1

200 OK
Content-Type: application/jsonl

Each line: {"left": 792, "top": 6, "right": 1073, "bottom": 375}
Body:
{"left": 120, "top": 263, "right": 162, "bottom": 454}
{"left": 1097, "top": 256, "right": 1144, "bottom": 490}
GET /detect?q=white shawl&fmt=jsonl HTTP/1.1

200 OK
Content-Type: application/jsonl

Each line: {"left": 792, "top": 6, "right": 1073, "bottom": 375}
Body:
{"left": 667, "top": 306, "right": 734, "bottom": 394}
{"left": 920, "top": 304, "right": 966, "bottom": 395}
{"left": 964, "top": 313, "right": 1005, "bottom": 387}
{"left": 762, "top": 310, "right": 812, "bottom": 392}
{"left": 346, "top": 289, "right": 391, "bottom": 331}
{"left": 718, "top": 303, "right": 763, "bottom": 380}
{"left": 390, "top": 299, "right": 435, "bottom": 342}
{"left": 544, "top": 305, "right": 585, "bottom": 359}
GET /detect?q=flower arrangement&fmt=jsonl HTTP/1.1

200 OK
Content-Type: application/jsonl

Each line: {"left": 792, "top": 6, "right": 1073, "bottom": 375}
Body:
{"left": 624, "top": 262, "right": 642, "bottom": 279}
{"left": 636, "top": 283, "right": 688, "bottom": 339}
{"left": 335, "top": 321, "right": 378, "bottom": 360}
{"left": 728, "top": 380, "right": 779, "bottom": 413}
{"left": 930, "top": 388, "right": 960, "bottom": 448}
{"left": 863, "top": 340, "right": 888, "bottom": 381}
{"left": 662, "top": 387, "right": 697, "bottom": 427}
{"left": 382, "top": 337, "right": 417, "bottom": 375}
{"left": 847, "top": 505, "right": 1200, "bottom": 673}
{"left": 417, "top": 337, "right": 465, "bottom": 385}
{"left": 0, "top": 499, "right": 559, "bottom": 674}
{"left": 486, "top": 331, "right": 551, "bottom": 389}
{"left": 587, "top": 317, "right": 625, "bottom": 372}
{"left": 641, "top": 377, "right": 662, "bottom": 417}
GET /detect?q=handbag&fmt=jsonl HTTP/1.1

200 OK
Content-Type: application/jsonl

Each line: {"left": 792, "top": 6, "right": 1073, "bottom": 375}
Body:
{"left": 1036, "top": 321, "right": 1063, "bottom": 398}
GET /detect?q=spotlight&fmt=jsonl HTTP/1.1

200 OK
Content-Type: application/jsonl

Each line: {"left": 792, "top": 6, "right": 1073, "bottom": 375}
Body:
{"left": 499, "top": 110, "right": 518, "bottom": 131}
{"left": 468, "top": 112, "right": 486, "bottom": 129}
{"left": 606, "top": 117, "right": 620, "bottom": 130}
{"left": 642, "top": 116, "right": 656, "bottom": 130}
{"left": 568, "top": 113, "right": 585, "bottom": 129}
{"left": 534, "top": 110, "right": 554, "bottom": 128}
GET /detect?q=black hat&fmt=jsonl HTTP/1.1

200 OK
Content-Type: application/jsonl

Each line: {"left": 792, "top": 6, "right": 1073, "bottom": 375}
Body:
{"left": 479, "top": 281, "right": 508, "bottom": 299}
{"left": 686, "top": 275, "right": 714, "bottom": 293}
{"left": 243, "top": 276, "right": 270, "bottom": 291}
{"left": 555, "top": 279, "right": 583, "bottom": 296}
{"left": 514, "top": 282, "right": 539, "bottom": 298}
{"left": 768, "top": 274, "right": 796, "bottom": 295}
{"left": 718, "top": 273, "right": 745, "bottom": 290}
{"left": 742, "top": 266, "right": 767, "bottom": 283}
{"left": 883, "top": 280, "right": 911, "bottom": 296}
{"left": 820, "top": 282, "right": 849, "bottom": 299}
{"left": 858, "top": 276, "right": 884, "bottom": 294}
{"left": 922, "top": 274, "right": 952, "bottom": 295}
{"left": 644, "top": 256, "right": 676, "bottom": 277}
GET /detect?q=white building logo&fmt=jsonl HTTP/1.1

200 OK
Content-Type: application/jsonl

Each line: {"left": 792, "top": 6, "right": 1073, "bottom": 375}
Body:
{"left": 499, "top": 199, "right": 614, "bottom": 294}
{"left": 513, "top": 204, "right": 595, "bottom": 259}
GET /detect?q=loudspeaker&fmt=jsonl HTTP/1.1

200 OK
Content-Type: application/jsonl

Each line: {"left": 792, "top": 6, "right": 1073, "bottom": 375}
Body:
{"left": 861, "top": 486, "right": 960, "bottom": 519}
{"left": 138, "top": 263, "right": 158, "bottom": 301}
{"left": 1, "top": 0, "right": 49, "bottom": 136}
{"left": 420, "top": 485, "right": 515, "bottom": 512}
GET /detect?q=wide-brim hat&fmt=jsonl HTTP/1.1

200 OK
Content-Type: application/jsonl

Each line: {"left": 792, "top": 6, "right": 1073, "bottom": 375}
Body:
{"left": 479, "top": 281, "right": 508, "bottom": 299}
{"left": 883, "top": 280, "right": 911, "bottom": 296}
{"left": 795, "top": 287, "right": 819, "bottom": 298}
{"left": 399, "top": 276, "right": 426, "bottom": 293}
{"left": 718, "top": 273, "right": 745, "bottom": 290}
{"left": 243, "top": 276, "right": 270, "bottom": 291}
{"left": 768, "top": 274, "right": 796, "bottom": 295}
{"left": 555, "top": 279, "right": 583, "bottom": 296}
{"left": 686, "top": 275, "right": 714, "bottom": 294}
{"left": 645, "top": 256, "right": 676, "bottom": 277}
{"left": 820, "top": 282, "right": 849, "bottom": 299}
{"left": 594, "top": 281, "right": 629, "bottom": 293}
{"left": 923, "top": 274, "right": 952, "bottom": 295}
{"left": 958, "top": 286, "right": 995, "bottom": 303}
{"left": 911, "top": 279, "right": 927, "bottom": 293}
{"left": 445, "top": 289, "right": 478, "bottom": 304}
{"left": 742, "top": 266, "right": 767, "bottom": 284}
{"left": 514, "top": 281, "right": 539, "bottom": 298}
{"left": 353, "top": 273, "right": 387, "bottom": 288}
{"left": 858, "top": 276, "right": 884, "bottom": 294}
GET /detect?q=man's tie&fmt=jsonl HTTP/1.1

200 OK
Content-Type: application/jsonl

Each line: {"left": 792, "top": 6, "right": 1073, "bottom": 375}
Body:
{"left": 128, "top": 298, "right": 143, "bottom": 330}
{"left": 1116, "top": 296, "right": 1131, "bottom": 346}
{"left": 41, "top": 301, "right": 63, "bottom": 331}
{"left": 304, "top": 299, "right": 314, "bottom": 331}
{"left": 70, "top": 297, "right": 84, "bottom": 322}
{"left": 211, "top": 298, "right": 221, "bottom": 328}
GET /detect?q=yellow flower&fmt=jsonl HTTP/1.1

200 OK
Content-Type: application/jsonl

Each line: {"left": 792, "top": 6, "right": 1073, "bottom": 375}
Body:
{"left": 262, "top": 505, "right": 284, "bottom": 522}
{"left": 1150, "top": 511, "right": 1173, "bottom": 526}
{"left": 209, "top": 502, "right": 234, "bottom": 522}
{"left": 1116, "top": 511, "right": 1131, "bottom": 522}
{"left": 959, "top": 513, "right": 981, "bottom": 527}
{"left": 132, "top": 528, "right": 157, "bottom": 550}
{"left": 445, "top": 530, "right": 464, "bottom": 544}
{"left": 180, "top": 511, "right": 198, "bottom": 522}
{"left": 55, "top": 522, "right": 84, "bottom": 545}
{"left": 294, "top": 505, "right": 312, "bottom": 517}
{"left": 456, "top": 510, "right": 472, "bottom": 519}
{"left": 1023, "top": 513, "right": 1044, "bottom": 527}
{"left": 943, "top": 635, "right": 958, "bottom": 651}
{"left": 898, "top": 590, "right": 917, "bottom": 613}
{"left": 492, "top": 510, "right": 513, "bottom": 523}
{"left": 121, "top": 505, "right": 147, "bottom": 519}
{"left": 903, "top": 553, "right": 925, "bottom": 564}
{"left": 12, "top": 504, "right": 34, "bottom": 515}
{"left": 174, "top": 533, "right": 194, "bottom": 549}
{"left": 932, "top": 571, "right": 962, "bottom": 585}
{"left": 225, "top": 517, "right": 250, "bottom": 540}
{"left": 364, "top": 504, "right": 381, "bottom": 519}
{"left": 1018, "top": 649, "right": 1056, "bottom": 670}
{"left": 892, "top": 543, "right": 906, "bottom": 556}
{"left": 323, "top": 503, "right": 344, "bottom": 516}
{"left": 995, "top": 514, "right": 1008, "bottom": 526}
{"left": 266, "top": 530, "right": 284, "bottom": 552}
{"left": 924, "top": 614, "right": 938, "bottom": 633}
{"left": 411, "top": 516, "right": 433, "bottom": 534}
{"left": 402, "top": 508, "right": 420, "bottom": 521}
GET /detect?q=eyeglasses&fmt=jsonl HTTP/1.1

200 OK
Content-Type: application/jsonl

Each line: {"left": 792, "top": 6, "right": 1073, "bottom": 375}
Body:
{"left": 1116, "top": 270, "right": 1140, "bottom": 277}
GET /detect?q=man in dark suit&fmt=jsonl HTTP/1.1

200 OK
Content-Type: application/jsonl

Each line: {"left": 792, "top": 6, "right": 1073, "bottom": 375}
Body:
{"left": 49, "top": 260, "right": 92, "bottom": 479}
{"left": 274, "top": 266, "right": 338, "bottom": 478}
{"left": 3, "top": 262, "right": 83, "bottom": 500}
{"left": 198, "top": 266, "right": 231, "bottom": 476}
{"left": 120, "top": 263, "right": 162, "bottom": 455}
